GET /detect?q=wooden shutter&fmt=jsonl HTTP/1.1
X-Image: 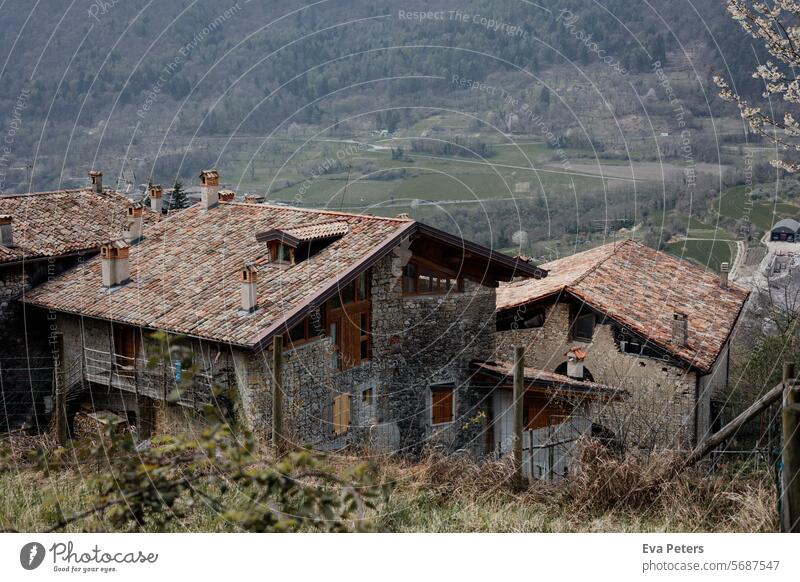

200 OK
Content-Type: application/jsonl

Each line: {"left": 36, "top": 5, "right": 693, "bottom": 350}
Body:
{"left": 431, "top": 387, "right": 454, "bottom": 425}
{"left": 332, "top": 393, "right": 351, "bottom": 435}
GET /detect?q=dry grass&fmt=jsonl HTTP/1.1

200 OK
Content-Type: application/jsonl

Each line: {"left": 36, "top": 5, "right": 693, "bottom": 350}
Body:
{"left": 0, "top": 440, "right": 778, "bottom": 533}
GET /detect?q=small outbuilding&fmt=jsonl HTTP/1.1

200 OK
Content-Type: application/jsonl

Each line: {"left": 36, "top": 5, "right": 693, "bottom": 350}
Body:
{"left": 770, "top": 218, "right": 800, "bottom": 242}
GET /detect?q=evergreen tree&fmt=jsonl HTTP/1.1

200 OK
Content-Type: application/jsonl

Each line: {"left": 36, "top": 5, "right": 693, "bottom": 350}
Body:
{"left": 170, "top": 181, "right": 188, "bottom": 210}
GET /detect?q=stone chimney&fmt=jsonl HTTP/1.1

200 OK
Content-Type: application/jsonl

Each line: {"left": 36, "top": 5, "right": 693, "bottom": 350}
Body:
{"left": 123, "top": 201, "right": 144, "bottom": 244}
{"left": 240, "top": 263, "right": 258, "bottom": 312}
{"left": 148, "top": 184, "right": 163, "bottom": 213}
{"left": 0, "top": 215, "right": 13, "bottom": 247}
{"left": 100, "top": 241, "right": 130, "bottom": 288}
{"left": 672, "top": 312, "right": 688, "bottom": 348}
{"left": 565, "top": 347, "right": 587, "bottom": 379}
{"left": 218, "top": 189, "right": 235, "bottom": 202}
{"left": 199, "top": 169, "right": 220, "bottom": 210}
{"left": 719, "top": 261, "right": 729, "bottom": 289}
{"left": 88, "top": 170, "right": 103, "bottom": 193}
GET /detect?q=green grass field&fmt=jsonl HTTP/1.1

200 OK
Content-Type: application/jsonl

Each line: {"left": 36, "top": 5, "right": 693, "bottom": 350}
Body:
{"left": 717, "top": 185, "right": 800, "bottom": 231}
{"left": 666, "top": 239, "right": 735, "bottom": 273}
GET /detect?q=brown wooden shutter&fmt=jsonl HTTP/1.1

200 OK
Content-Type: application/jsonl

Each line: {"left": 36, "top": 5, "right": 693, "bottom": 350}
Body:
{"left": 333, "top": 394, "right": 351, "bottom": 434}
{"left": 431, "top": 388, "right": 454, "bottom": 425}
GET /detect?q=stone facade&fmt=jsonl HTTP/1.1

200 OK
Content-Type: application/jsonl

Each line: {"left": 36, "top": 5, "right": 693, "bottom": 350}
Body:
{"left": 494, "top": 301, "right": 718, "bottom": 450}
{"left": 49, "top": 245, "right": 499, "bottom": 455}
{"left": 0, "top": 257, "right": 82, "bottom": 431}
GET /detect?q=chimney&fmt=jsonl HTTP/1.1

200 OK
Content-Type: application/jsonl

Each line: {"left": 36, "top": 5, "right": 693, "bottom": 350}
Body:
{"left": 88, "top": 170, "right": 103, "bottom": 193}
{"left": 199, "top": 169, "right": 220, "bottom": 210}
{"left": 672, "top": 312, "right": 688, "bottom": 348}
{"left": 565, "top": 347, "right": 587, "bottom": 379}
{"left": 719, "top": 261, "right": 730, "bottom": 289}
{"left": 244, "top": 194, "right": 258, "bottom": 203}
{"left": 123, "top": 201, "right": 144, "bottom": 244}
{"left": 0, "top": 215, "right": 12, "bottom": 247}
{"left": 240, "top": 263, "right": 258, "bottom": 312}
{"left": 218, "top": 189, "right": 236, "bottom": 202}
{"left": 148, "top": 184, "right": 163, "bottom": 213}
{"left": 100, "top": 241, "right": 130, "bottom": 288}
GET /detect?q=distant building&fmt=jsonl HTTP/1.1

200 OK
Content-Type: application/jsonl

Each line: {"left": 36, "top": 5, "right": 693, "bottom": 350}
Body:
{"left": 770, "top": 218, "right": 800, "bottom": 242}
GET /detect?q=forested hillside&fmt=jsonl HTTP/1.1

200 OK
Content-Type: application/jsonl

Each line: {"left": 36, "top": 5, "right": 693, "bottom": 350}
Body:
{"left": 0, "top": 0, "right": 765, "bottom": 191}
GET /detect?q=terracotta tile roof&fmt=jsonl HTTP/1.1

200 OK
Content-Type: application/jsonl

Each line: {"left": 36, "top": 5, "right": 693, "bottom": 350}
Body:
{"left": 25, "top": 201, "right": 543, "bottom": 350}
{"left": 23, "top": 202, "right": 412, "bottom": 348}
{"left": 472, "top": 360, "right": 624, "bottom": 400}
{"left": 284, "top": 220, "right": 350, "bottom": 241}
{"left": 0, "top": 189, "right": 152, "bottom": 264}
{"left": 496, "top": 240, "right": 749, "bottom": 373}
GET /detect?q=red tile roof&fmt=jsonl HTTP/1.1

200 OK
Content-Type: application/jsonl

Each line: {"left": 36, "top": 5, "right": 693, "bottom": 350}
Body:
{"left": 496, "top": 240, "right": 749, "bottom": 373}
{"left": 24, "top": 202, "right": 539, "bottom": 350}
{"left": 24, "top": 202, "right": 411, "bottom": 348}
{"left": 0, "top": 189, "right": 151, "bottom": 264}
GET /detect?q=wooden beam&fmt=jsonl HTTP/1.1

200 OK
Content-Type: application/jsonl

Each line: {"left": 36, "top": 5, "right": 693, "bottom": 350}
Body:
{"left": 782, "top": 363, "right": 800, "bottom": 532}
{"left": 52, "top": 332, "right": 68, "bottom": 445}
{"left": 684, "top": 377, "right": 790, "bottom": 468}
{"left": 513, "top": 346, "right": 525, "bottom": 483}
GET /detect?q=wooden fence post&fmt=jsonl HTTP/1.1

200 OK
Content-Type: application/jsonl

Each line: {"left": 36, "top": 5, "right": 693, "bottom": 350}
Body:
{"left": 782, "top": 362, "right": 800, "bottom": 532}
{"left": 272, "top": 335, "right": 284, "bottom": 455}
{"left": 513, "top": 346, "right": 525, "bottom": 484}
{"left": 52, "top": 332, "right": 68, "bottom": 445}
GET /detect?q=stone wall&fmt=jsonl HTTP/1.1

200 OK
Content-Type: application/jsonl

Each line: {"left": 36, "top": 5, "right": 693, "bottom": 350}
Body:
{"left": 241, "top": 248, "right": 498, "bottom": 455}
{"left": 0, "top": 259, "right": 73, "bottom": 432}
{"left": 495, "top": 301, "right": 699, "bottom": 450}
{"left": 46, "top": 245, "right": 500, "bottom": 455}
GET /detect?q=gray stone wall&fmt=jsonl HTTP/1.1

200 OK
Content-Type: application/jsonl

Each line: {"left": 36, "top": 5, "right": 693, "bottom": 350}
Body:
{"left": 240, "top": 248, "right": 498, "bottom": 455}
{"left": 495, "top": 302, "right": 699, "bottom": 450}
{"left": 0, "top": 261, "right": 61, "bottom": 431}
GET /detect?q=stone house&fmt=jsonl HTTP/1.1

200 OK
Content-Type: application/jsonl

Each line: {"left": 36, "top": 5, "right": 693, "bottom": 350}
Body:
{"left": 0, "top": 172, "right": 156, "bottom": 431}
{"left": 495, "top": 240, "right": 750, "bottom": 451}
{"left": 23, "top": 170, "right": 619, "bottom": 456}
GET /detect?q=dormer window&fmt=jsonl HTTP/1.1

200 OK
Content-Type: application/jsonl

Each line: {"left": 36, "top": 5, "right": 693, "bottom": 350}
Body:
{"left": 256, "top": 220, "right": 349, "bottom": 267}
{"left": 267, "top": 241, "right": 295, "bottom": 265}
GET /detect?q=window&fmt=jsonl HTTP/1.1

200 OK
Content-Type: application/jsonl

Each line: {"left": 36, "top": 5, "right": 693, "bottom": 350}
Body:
{"left": 496, "top": 305, "right": 546, "bottom": 331}
{"left": 362, "top": 387, "right": 373, "bottom": 405}
{"left": 283, "top": 317, "right": 321, "bottom": 347}
{"left": 268, "top": 241, "right": 294, "bottom": 264}
{"left": 113, "top": 324, "right": 139, "bottom": 369}
{"left": 403, "top": 261, "right": 463, "bottom": 296}
{"left": 430, "top": 385, "right": 454, "bottom": 425}
{"left": 332, "top": 393, "right": 351, "bottom": 434}
{"left": 572, "top": 312, "right": 595, "bottom": 341}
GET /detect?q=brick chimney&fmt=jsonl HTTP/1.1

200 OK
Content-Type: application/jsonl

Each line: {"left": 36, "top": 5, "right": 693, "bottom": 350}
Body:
{"left": 218, "top": 189, "right": 235, "bottom": 202}
{"left": 565, "top": 347, "right": 587, "bottom": 379}
{"left": 199, "top": 169, "right": 220, "bottom": 210}
{"left": 100, "top": 241, "right": 130, "bottom": 288}
{"left": 148, "top": 184, "right": 163, "bottom": 213}
{"left": 123, "top": 201, "right": 144, "bottom": 244}
{"left": 244, "top": 194, "right": 258, "bottom": 203}
{"left": 240, "top": 263, "right": 258, "bottom": 312}
{"left": 0, "top": 215, "right": 12, "bottom": 247}
{"left": 672, "top": 312, "right": 688, "bottom": 348}
{"left": 88, "top": 170, "right": 103, "bottom": 193}
{"left": 719, "top": 261, "right": 729, "bottom": 289}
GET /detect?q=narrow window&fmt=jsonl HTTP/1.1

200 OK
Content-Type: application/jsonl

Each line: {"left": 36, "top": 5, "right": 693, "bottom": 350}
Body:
{"left": 573, "top": 313, "right": 595, "bottom": 341}
{"left": 431, "top": 385, "right": 454, "bottom": 425}
{"left": 362, "top": 387, "right": 373, "bottom": 405}
{"left": 359, "top": 312, "right": 371, "bottom": 361}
